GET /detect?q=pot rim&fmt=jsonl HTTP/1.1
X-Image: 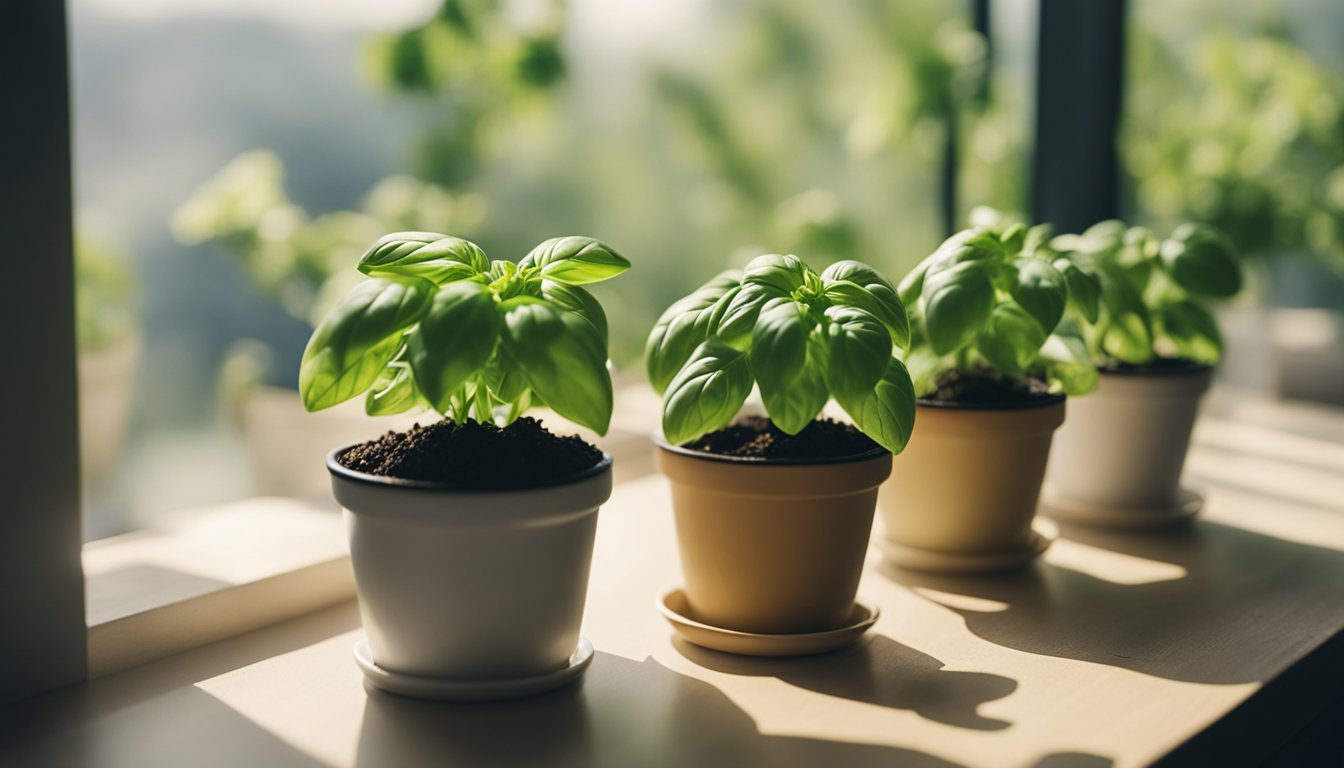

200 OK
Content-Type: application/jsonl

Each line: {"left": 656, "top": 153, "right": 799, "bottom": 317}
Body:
{"left": 327, "top": 445, "right": 614, "bottom": 494}
{"left": 1097, "top": 360, "right": 1215, "bottom": 377}
{"left": 914, "top": 392, "right": 1066, "bottom": 411}
{"left": 651, "top": 433, "right": 891, "bottom": 466}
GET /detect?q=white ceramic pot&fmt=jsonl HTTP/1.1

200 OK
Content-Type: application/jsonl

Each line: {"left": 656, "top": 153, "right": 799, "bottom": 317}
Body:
{"left": 878, "top": 398, "right": 1065, "bottom": 573}
{"left": 329, "top": 451, "right": 612, "bottom": 681}
{"left": 1045, "top": 367, "right": 1211, "bottom": 513}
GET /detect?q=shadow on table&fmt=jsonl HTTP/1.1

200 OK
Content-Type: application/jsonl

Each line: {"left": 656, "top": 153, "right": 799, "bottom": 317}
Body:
{"left": 881, "top": 519, "right": 1344, "bottom": 684}
{"left": 0, "top": 604, "right": 361, "bottom": 768}
{"left": 672, "top": 634, "right": 1018, "bottom": 731}
{"left": 356, "top": 652, "right": 975, "bottom": 768}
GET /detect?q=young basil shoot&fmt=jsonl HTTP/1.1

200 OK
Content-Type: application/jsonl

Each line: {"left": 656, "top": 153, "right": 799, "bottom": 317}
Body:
{"left": 646, "top": 255, "right": 916, "bottom": 455}
{"left": 1050, "top": 220, "right": 1242, "bottom": 366}
{"left": 300, "top": 233, "right": 630, "bottom": 434}
{"left": 898, "top": 209, "right": 1099, "bottom": 397}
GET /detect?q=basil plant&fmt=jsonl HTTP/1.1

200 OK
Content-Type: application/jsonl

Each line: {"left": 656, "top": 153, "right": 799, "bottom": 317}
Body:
{"left": 300, "top": 233, "right": 630, "bottom": 434}
{"left": 1050, "top": 221, "right": 1241, "bottom": 366}
{"left": 898, "top": 219, "right": 1099, "bottom": 397}
{"left": 646, "top": 255, "right": 917, "bottom": 455}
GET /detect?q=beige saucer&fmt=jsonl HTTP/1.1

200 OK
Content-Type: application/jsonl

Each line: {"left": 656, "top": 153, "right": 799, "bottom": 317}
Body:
{"left": 1039, "top": 486, "right": 1203, "bottom": 530}
{"left": 657, "top": 588, "right": 879, "bottom": 657}
{"left": 878, "top": 528, "right": 1053, "bottom": 575}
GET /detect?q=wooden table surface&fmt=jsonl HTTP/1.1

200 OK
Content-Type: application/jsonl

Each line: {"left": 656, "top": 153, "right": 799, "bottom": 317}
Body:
{"left": 3, "top": 389, "right": 1343, "bottom": 768}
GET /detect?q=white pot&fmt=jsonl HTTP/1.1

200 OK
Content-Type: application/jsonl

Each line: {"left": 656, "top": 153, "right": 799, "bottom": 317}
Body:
{"left": 78, "top": 335, "right": 140, "bottom": 484}
{"left": 328, "top": 451, "right": 612, "bottom": 681}
{"left": 1046, "top": 367, "right": 1212, "bottom": 510}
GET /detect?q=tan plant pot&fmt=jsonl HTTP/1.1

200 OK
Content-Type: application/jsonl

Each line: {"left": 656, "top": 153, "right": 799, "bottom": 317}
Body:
{"left": 1044, "top": 366, "right": 1212, "bottom": 520}
{"left": 878, "top": 397, "right": 1065, "bottom": 572}
{"left": 655, "top": 442, "right": 891, "bottom": 634}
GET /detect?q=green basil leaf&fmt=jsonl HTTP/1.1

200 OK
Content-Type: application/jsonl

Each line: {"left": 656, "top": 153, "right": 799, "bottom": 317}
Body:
{"left": 408, "top": 282, "right": 502, "bottom": 413}
{"left": 976, "top": 303, "right": 1047, "bottom": 377}
{"left": 481, "top": 354, "right": 529, "bottom": 403}
{"left": 1054, "top": 257, "right": 1101, "bottom": 324}
{"left": 742, "top": 254, "right": 807, "bottom": 295}
{"left": 1160, "top": 225, "right": 1242, "bottom": 298}
{"left": 819, "top": 260, "right": 898, "bottom": 293}
{"left": 822, "top": 279, "right": 911, "bottom": 352}
{"left": 821, "top": 305, "right": 892, "bottom": 404}
{"left": 540, "top": 280, "right": 607, "bottom": 342}
{"left": 836, "top": 357, "right": 916, "bottom": 455}
{"left": 1159, "top": 299, "right": 1222, "bottom": 363}
{"left": 502, "top": 299, "right": 613, "bottom": 434}
{"left": 661, "top": 340, "right": 753, "bottom": 446}
{"left": 645, "top": 275, "right": 740, "bottom": 393}
{"left": 521, "top": 236, "right": 631, "bottom": 286}
{"left": 365, "top": 363, "right": 421, "bottom": 416}
{"left": 1096, "top": 277, "right": 1154, "bottom": 364}
{"left": 713, "top": 282, "right": 773, "bottom": 349}
{"left": 1010, "top": 258, "right": 1067, "bottom": 334}
{"left": 357, "top": 233, "right": 489, "bottom": 284}
{"left": 300, "top": 277, "right": 434, "bottom": 411}
{"left": 922, "top": 259, "right": 995, "bottom": 355}
{"left": 751, "top": 300, "right": 826, "bottom": 434}
{"left": 1039, "top": 332, "right": 1099, "bottom": 396}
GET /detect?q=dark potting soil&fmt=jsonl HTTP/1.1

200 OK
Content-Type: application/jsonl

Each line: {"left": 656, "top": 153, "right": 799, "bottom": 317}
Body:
{"left": 921, "top": 369, "right": 1057, "bottom": 407}
{"left": 681, "top": 416, "right": 881, "bottom": 460}
{"left": 338, "top": 417, "right": 604, "bottom": 489}
{"left": 1099, "top": 356, "right": 1210, "bottom": 375}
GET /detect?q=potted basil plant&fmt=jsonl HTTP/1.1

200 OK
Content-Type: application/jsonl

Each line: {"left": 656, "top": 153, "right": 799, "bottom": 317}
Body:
{"left": 884, "top": 219, "right": 1098, "bottom": 573}
{"left": 646, "top": 254, "right": 915, "bottom": 653}
{"left": 303, "top": 232, "right": 630, "bottom": 700}
{"left": 1043, "top": 221, "right": 1242, "bottom": 527}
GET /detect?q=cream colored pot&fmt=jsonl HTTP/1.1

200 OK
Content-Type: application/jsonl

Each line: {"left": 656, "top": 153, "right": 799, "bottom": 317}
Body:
{"left": 329, "top": 451, "right": 612, "bottom": 681}
{"left": 1046, "top": 366, "right": 1212, "bottom": 511}
{"left": 878, "top": 398, "right": 1065, "bottom": 571}
{"left": 656, "top": 442, "right": 891, "bottom": 634}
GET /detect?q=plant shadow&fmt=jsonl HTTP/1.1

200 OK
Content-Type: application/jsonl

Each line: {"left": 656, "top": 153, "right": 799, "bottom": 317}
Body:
{"left": 355, "top": 651, "right": 975, "bottom": 768}
{"left": 881, "top": 518, "right": 1344, "bottom": 684}
{"left": 672, "top": 634, "right": 1018, "bottom": 731}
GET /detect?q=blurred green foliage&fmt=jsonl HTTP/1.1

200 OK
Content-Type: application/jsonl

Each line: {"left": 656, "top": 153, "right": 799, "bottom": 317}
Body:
{"left": 174, "top": 150, "right": 485, "bottom": 326}
{"left": 76, "top": 234, "right": 136, "bottom": 352}
{"left": 1125, "top": 7, "right": 1344, "bottom": 267}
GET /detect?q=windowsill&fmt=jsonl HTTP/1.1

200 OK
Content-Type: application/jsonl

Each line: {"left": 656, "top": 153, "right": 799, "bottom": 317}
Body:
{"left": 82, "top": 386, "right": 665, "bottom": 678}
{"left": 83, "top": 496, "right": 355, "bottom": 678}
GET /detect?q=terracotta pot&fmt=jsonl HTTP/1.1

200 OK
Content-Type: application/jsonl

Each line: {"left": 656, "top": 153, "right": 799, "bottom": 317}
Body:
{"left": 1046, "top": 366, "right": 1212, "bottom": 510}
{"left": 329, "top": 450, "right": 612, "bottom": 681}
{"left": 655, "top": 441, "right": 891, "bottom": 634}
{"left": 878, "top": 397, "right": 1065, "bottom": 564}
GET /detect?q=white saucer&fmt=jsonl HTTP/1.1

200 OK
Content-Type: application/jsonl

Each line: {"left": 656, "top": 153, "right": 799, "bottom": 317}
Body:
{"left": 657, "top": 588, "right": 879, "bottom": 657}
{"left": 878, "top": 528, "right": 1053, "bottom": 575}
{"left": 353, "top": 636, "right": 594, "bottom": 702}
{"left": 1039, "top": 486, "right": 1203, "bottom": 530}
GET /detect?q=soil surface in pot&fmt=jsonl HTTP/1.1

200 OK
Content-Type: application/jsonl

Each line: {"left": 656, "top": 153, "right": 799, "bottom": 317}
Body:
{"left": 681, "top": 416, "right": 879, "bottom": 460}
{"left": 339, "top": 417, "right": 603, "bottom": 489}
{"left": 1099, "top": 356, "right": 1209, "bottom": 374}
{"left": 922, "top": 369, "right": 1056, "bottom": 407}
